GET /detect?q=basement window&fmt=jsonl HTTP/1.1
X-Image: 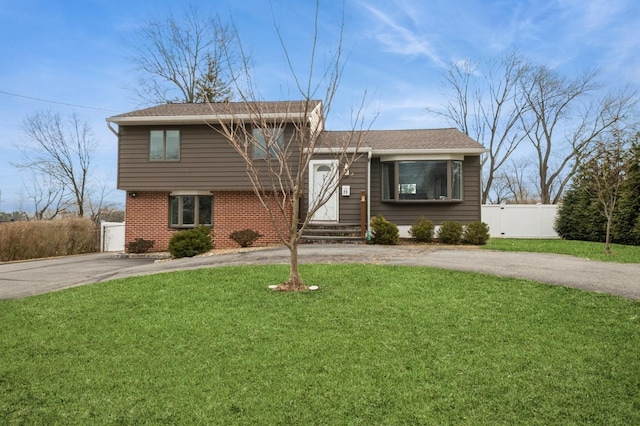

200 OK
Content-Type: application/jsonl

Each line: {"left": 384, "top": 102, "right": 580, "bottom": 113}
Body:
{"left": 169, "top": 195, "right": 212, "bottom": 228}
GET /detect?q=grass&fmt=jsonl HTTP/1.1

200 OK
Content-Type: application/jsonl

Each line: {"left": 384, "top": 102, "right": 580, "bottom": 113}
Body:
{"left": 483, "top": 238, "right": 640, "bottom": 263}
{"left": 1, "top": 264, "right": 639, "bottom": 424}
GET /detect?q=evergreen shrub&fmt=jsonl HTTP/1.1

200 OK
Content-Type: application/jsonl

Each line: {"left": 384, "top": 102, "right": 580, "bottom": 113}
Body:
{"left": 409, "top": 216, "right": 435, "bottom": 243}
{"left": 370, "top": 215, "right": 399, "bottom": 245}
{"left": 437, "top": 221, "right": 463, "bottom": 244}
{"left": 169, "top": 226, "right": 213, "bottom": 258}
{"left": 463, "top": 221, "right": 490, "bottom": 245}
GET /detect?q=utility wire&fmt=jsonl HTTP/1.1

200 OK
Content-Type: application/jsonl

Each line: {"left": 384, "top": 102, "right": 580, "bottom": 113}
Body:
{"left": 0, "top": 90, "right": 118, "bottom": 112}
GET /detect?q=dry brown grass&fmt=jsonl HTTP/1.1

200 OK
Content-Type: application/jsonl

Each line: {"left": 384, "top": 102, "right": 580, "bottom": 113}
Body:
{"left": 0, "top": 218, "right": 99, "bottom": 262}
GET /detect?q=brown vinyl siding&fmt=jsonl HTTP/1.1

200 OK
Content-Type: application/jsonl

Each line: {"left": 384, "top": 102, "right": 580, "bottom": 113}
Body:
{"left": 369, "top": 156, "right": 481, "bottom": 225}
{"left": 117, "top": 124, "right": 299, "bottom": 191}
{"left": 337, "top": 155, "right": 368, "bottom": 223}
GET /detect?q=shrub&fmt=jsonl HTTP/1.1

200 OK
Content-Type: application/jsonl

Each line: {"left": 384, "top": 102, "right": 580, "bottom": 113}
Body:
{"left": 463, "top": 221, "right": 490, "bottom": 245}
{"left": 127, "top": 238, "right": 155, "bottom": 254}
{"left": 409, "top": 216, "right": 435, "bottom": 243}
{"left": 229, "top": 229, "right": 262, "bottom": 247}
{"left": 437, "top": 221, "right": 463, "bottom": 245}
{"left": 168, "top": 226, "right": 213, "bottom": 258}
{"left": 370, "top": 215, "right": 399, "bottom": 245}
{"left": 0, "top": 218, "right": 98, "bottom": 262}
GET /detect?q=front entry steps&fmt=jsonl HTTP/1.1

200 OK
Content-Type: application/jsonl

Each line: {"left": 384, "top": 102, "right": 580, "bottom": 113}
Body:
{"left": 300, "top": 223, "right": 365, "bottom": 244}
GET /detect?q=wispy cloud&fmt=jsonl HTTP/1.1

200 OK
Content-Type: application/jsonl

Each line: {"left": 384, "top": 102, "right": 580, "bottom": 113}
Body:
{"left": 359, "top": 3, "right": 446, "bottom": 68}
{"left": 558, "top": 0, "right": 626, "bottom": 30}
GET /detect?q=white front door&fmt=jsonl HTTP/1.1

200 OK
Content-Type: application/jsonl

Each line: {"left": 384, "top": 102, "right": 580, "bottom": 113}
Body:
{"left": 309, "top": 160, "right": 339, "bottom": 222}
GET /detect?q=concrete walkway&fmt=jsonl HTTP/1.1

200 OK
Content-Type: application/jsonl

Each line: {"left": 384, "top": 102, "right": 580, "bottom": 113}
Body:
{"left": 1, "top": 245, "right": 639, "bottom": 300}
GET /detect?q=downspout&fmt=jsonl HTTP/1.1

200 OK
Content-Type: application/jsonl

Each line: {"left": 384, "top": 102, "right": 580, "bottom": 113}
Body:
{"left": 367, "top": 150, "right": 372, "bottom": 238}
{"left": 107, "top": 120, "right": 119, "bottom": 137}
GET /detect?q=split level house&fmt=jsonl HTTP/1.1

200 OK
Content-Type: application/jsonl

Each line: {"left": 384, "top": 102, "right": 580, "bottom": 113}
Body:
{"left": 106, "top": 100, "right": 486, "bottom": 251}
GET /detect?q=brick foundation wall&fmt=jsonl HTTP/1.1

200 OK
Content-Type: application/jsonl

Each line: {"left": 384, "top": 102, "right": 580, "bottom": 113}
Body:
{"left": 124, "top": 191, "right": 290, "bottom": 252}
{"left": 213, "top": 191, "right": 291, "bottom": 249}
{"left": 125, "top": 191, "right": 176, "bottom": 252}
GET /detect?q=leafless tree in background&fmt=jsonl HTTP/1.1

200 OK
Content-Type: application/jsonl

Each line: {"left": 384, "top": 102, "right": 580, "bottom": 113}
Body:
{"left": 129, "top": 4, "right": 241, "bottom": 104}
{"left": 490, "top": 158, "right": 537, "bottom": 204}
{"left": 519, "top": 66, "right": 637, "bottom": 204}
{"left": 214, "top": 2, "right": 372, "bottom": 291}
{"left": 14, "top": 111, "right": 95, "bottom": 218}
{"left": 20, "top": 170, "right": 70, "bottom": 220}
{"left": 432, "top": 51, "right": 528, "bottom": 203}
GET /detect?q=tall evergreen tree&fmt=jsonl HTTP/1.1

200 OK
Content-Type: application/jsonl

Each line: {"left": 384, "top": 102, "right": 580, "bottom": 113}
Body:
{"left": 611, "top": 139, "right": 640, "bottom": 245}
{"left": 556, "top": 133, "right": 640, "bottom": 246}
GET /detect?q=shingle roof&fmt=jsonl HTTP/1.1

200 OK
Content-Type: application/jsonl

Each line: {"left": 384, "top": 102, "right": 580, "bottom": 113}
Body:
{"left": 321, "top": 128, "right": 485, "bottom": 151}
{"left": 107, "top": 101, "right": 485, "bottom": 153}
{"left": 107, "top": 100, "right": 322, "bottom": 120}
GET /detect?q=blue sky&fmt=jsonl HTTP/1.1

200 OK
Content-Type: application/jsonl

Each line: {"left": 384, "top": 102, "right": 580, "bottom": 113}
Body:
{"left": 1, "top": 0, "right": 639, "bottom": 212}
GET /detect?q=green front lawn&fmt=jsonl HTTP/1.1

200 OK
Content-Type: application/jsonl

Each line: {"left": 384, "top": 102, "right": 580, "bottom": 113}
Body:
{"left": 483, "top": 238, "right": 640, "bottom": 263}
{"left": 2, "top": 264, "right": 639, "bottom": 424}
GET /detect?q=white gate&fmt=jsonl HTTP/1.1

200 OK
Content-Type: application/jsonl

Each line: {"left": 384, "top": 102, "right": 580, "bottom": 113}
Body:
{"left": 481, "top": 204, "right": 559, "bottom": 238}
{"left": 100, "top": 221, "right": 125, "bottom": 252}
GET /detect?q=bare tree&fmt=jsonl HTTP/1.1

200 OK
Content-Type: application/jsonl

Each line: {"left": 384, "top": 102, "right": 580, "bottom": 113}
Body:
{"left": 432, "top": 51, "right": 528, "bottom": 203}
{"left": 490, "top": 157, "right": 537, "bottom": 204}
{"left": 214, "top": 2, "right": 371, "bottom": 291}
{"left": 583, "top": 131, "right": 634, "bottom": 253}
{"left": 14, "top": 111, "right": 95, "bottom": 217}
{"left": 85, "top": 174, "right": 118, "bottom": 223}
{"left": 519, "top": 66, "right": 637, "bottom": 203}
{"left": 129, "top": 4, "right": 239, "bottom": 104}
{"left": 21, "top": 171, "right": 70, "bottom": 220}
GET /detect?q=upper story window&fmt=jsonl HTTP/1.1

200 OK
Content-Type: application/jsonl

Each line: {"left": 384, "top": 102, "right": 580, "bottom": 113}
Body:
{"left": 150, "top": 130, "right": 180, "bottom": 161}
{"left": 382, "top": 160, "right": 462, "bottom": 202}
{"left": 252, "top": 127, "right": 284, "bottom": 159}
{"left": 169, "top": 194, "right": 212, "bottom": 228}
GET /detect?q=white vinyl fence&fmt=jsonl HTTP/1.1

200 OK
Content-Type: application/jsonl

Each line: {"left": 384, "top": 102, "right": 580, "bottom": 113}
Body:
{"left": 481, "top": 204, "right": 559, "bottom": 239}
{"left": 100, "top": 221, "right": 125, "bottom": 252}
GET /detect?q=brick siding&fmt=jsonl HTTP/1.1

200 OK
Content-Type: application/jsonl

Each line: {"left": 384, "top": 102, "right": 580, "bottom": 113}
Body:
{"left": 124, "top": 191, "right": 290, "bottom": 252}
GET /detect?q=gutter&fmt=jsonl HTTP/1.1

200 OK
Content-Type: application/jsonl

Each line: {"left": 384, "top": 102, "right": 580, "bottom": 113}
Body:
{"left": 105, "top": 112, "right": 311, "bottom": 126}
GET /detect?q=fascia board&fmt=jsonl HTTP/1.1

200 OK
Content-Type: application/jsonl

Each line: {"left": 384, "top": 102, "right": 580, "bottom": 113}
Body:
{"left": 306, "top": 147, "right": 487, "bottom": 157}
{"left": 375, "top": 148, "right": 488, "bottom": 158}
{"left": 106, "top": 112, "right": 308, "bottom": 125}
{"left": 305, "top": 147, "right": 371, "bottom": 154}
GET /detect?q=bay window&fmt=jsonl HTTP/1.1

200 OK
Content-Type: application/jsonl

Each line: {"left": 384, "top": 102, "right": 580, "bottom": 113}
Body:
{"left": 382, "top": 160, "right": 463, "bottom": 201}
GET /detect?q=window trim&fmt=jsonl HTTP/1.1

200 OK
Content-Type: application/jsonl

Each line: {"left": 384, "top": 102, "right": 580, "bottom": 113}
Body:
{"left": 150, "top": 129, "right": 180, "bottom": 161}
{"left": 169, "top": 194, "right": 213, "bottom": 229}
{"left": 381, "top": 159, "right": 464, "bottom": 203}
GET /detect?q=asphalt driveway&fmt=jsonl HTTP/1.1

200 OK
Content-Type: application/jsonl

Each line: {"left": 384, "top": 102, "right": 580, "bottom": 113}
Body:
{"left": 1, "top": 245, "right": 639, "bottom": 300}
{"left": 0, "top": 253, "right": 157, "bottom": 299}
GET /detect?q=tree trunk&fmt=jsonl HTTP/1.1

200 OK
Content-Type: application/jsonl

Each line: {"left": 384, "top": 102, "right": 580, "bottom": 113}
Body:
{"left": 274, "top": 239, "right": 307, "bottom": 291}
{"left": 274, "top": 201, "right": 307, "bottom": 291}
{"left": 605, "top": 216, "right": 612, "bottom": 254}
